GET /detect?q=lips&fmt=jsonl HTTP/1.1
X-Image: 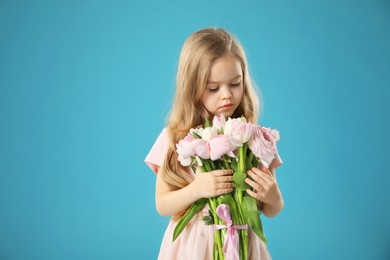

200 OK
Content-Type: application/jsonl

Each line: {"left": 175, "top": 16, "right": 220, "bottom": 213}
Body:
{"left": 219, "top": 104, "right": 233, "bottom": 110}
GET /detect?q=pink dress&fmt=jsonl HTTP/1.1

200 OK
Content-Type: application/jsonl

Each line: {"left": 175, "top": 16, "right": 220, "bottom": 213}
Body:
{"left": 145, "top": 128, "right": 283, "bottom": 260}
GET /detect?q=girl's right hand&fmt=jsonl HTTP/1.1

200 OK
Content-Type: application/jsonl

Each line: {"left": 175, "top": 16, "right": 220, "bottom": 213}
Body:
{"left": 190, "top": 168, "right": 234, "bottom": 199}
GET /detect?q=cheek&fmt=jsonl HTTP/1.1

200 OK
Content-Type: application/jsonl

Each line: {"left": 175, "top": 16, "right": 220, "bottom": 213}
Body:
{"left": 201, "top": 93, "right": 213, "bottom": 108}
{"left": 235, "top": 86, "right": 244, "bottom": 101}
{"left": 200, "top": 92, "right": 208, "bottom": 105}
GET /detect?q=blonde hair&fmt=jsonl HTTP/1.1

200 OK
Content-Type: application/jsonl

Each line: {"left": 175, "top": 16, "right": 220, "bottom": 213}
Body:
{"left": 162, "top": 27, "right": 261, "bottom": 217}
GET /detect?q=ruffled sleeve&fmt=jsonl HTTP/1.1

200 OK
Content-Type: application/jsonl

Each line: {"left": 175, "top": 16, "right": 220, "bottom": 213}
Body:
{"left": 144, "top": 128, "right": 169, "bottom": 174}
{"left": 269, "top": 151, "right": 283, "bottom": 169}
{"left": 268, "top": 127, "right": 283, "bottom": 169}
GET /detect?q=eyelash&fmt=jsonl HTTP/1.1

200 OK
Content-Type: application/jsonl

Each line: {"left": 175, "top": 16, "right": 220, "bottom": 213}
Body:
{"left": 208, "top": 83, "right": 241, "bottom": 92}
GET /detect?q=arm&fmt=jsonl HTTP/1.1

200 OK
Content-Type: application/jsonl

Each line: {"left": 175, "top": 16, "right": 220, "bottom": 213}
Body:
{"left": 245, "top": 165, "right": 284, "bottom": 218}
{"left": 259, "top": 167, "right": 284, "bottom": 217}
{"left": 155, "top": 167, "right": 199, "bottom": 217}
{"left": 155, "top": 167, "right": 234, "bottom": 217}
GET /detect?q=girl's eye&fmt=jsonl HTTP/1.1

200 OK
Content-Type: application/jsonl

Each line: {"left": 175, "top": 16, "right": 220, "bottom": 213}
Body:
{"left": 230, "top": 82, "right": 241, "bottom": 87}
{"left": 208, "top": 88, "right": 219, "bottom": 92}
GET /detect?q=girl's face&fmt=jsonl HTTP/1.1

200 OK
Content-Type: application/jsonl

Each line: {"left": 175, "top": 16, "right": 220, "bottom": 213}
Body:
{"left": 201, "top": 55, "right": 244, "bottom": 118}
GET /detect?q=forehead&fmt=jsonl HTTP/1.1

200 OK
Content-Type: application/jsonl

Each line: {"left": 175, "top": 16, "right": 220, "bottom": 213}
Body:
{"left": 207, "top": 55, "right": 242, "bottom": 83}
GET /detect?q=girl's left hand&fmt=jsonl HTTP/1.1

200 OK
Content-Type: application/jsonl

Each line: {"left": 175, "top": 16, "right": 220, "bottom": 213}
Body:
{"left": 245, "top": 165, "right": 282, "bottom": 205}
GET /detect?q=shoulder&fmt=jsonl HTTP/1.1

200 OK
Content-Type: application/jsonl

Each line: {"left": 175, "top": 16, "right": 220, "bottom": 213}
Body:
{"left": 144, "top": 128, "right": 170, "bottom": 174}
{"left": 257, "top": 125, "right": 280, "bottom": 142}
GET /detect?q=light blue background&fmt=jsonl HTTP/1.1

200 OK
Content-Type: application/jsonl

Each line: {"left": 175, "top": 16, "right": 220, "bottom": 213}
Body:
{"left": 1, "top": 0, "right": 389, "bottom": 259}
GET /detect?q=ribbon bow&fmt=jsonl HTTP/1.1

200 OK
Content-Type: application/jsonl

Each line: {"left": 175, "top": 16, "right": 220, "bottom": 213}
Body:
{"left": 214, "top": 204, "right": 248, "bottom": 260}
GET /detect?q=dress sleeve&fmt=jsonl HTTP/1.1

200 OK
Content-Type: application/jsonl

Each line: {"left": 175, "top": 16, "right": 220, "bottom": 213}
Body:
{"left": 269, "top": 151, "right": 283, "bottom": 169}
{"left": 144, "top": 128, "right": 169, "bottom": 174}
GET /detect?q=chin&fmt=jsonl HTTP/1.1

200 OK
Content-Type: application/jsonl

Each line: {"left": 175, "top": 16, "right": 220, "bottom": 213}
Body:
{"left": 216, "top": 112, "right": 232, "bottom": 118}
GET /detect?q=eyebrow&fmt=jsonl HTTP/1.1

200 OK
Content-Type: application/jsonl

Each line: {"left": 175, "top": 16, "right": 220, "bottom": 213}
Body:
{"left": 207, "top": 75, "right": 242, "bottom": 84}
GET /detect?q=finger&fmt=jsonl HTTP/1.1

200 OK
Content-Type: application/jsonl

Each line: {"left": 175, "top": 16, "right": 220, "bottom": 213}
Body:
{"left": 216, "top": 188, "right": 234, "bottom": 195}
{"left": 213, "top": 169, "right": 234, "bottom": 176}
{"left": 250, "top": 168, "right": 272, "bottom": 183}
{"left": 247, "top": 169, "right": 264, "bottom": 183}
{"left": 216, "top": 175, "right": 233, "bottom": 183}
{"left": 217, "top": 182, "right": 233, "bottom": 189}
{"left": 245, "top": 177, "right": 262, "bottom": 191}
{"left": 246, "top": 188, "right": 259, "bottom": 199}
{"left": 251, "top": 167, "right": 267, "bottom": 176}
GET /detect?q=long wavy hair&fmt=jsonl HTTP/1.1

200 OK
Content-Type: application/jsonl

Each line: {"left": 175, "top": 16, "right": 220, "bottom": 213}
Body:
{"left": 162, "top": 27, "right": 262, "bottom": 218}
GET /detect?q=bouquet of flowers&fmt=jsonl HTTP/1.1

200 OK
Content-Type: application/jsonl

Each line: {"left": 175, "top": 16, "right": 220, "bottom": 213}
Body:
{"left": 173, "top": 115, "right": 280, "bottom": 260}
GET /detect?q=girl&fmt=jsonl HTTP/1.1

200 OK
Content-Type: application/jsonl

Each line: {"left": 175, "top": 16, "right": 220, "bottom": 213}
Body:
{"left": 145, "top": 27, "right": 283, "bottom": 259}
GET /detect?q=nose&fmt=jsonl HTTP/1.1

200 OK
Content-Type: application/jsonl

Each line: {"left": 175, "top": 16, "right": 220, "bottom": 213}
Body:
{"left": 220, "top": 85, "right": 232, "bottom": 100}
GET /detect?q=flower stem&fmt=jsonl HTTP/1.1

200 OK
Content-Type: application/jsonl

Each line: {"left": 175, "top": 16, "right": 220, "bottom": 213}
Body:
{"left": 209, "top": 197, "right": 224, "bottom": 259}
{"left": 200, "top": 162, "right": 223, "bottom": 259}
{"left": 237, "top": 144, "right": 249, "bottom": 259}
{"left": 205, "top": 162, "right": 212, "bottom": 172}
{"left": 223, "top": 159, "right": 230, "bottom": 170}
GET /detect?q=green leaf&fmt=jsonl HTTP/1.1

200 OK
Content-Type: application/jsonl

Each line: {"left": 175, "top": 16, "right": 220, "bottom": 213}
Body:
{"left": 230, "top": 159, "right": 238, "bottom": 172}
{"left": 204, "top": 161, "right": 212, "bottom": 172}
{"left": 215, "top": 160, "right": 222, "bottom": 169}
{"left": 210, "top": 160, "right": 217, "bottom": 171}
{"left": 246, "top": 156, "right": 253, "bottom": 170}
{"left": 233, "top": 171, "right": 250, "bottom": 191}
{"left": 192, "top": 131, "right": 202, "bottom": 139}
{"left": 190, "top": 164, "right": 196, "bottom": 174}
{"left": 204, "top": 118, "right": 211, "bottom": 127}
{"left": 242, "top": 196, "right": 267, "bottom": 244}
{"left": 202, "top": 213, "right": 214, "bottom": 226}
{"left": 252, "top": 156, "right": 260, "bottom": 168}
{"left": 172, "top": 198, "right": 208, "bottom": 241}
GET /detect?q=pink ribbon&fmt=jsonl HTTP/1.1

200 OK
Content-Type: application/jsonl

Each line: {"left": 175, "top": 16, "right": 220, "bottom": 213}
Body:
{"left": 214, "top": 204, "right": 248, "bottom": 260}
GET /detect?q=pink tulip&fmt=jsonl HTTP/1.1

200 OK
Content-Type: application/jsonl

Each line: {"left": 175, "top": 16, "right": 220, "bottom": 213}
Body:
{"left": 190, "top": 127, "right": 204, "bottom": 138}
{"left": 191, "top": 139, "right": 210, "bottom": 160}
{"left": 176, "top": 138, "right": 194, "bottom": 166}
{"left": 224, "top": 118, "right": 253, "bottom": 145}
{"left": 212, "top": 115, "right": 226, "bottom": 133}
{"left": 176, "top": 139, "right": 194, "bottom": 158}
{"left": 183, "top": 132, "right": 196, "bottom": 142}
{"left": 209, "top": 135, "right": 238, "bottom": 160}
{"left": 248, "top": 126, "right": 279, "bottom": 167}
{"left": 202, "top": 126, "right": 218, "bottom": 141}
{"left": 178, "top": 155, "right": 192, "bottom": 166}
{"left": 262, "top": 126, "right": 280, "bottom": 142}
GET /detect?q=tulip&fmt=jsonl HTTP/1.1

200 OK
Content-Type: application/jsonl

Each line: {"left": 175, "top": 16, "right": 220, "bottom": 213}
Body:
{"left": 212, "top": 114, "right": 226, "bottom": 134}
{"left": 201, "top": 126, "right": 218, "bottom": 141}
{"left": 224, "top": 117, "right": 253, "bottom": 145}
{"left": 191, "top": 139, "right": 210, "bottom": 160}
{"left": 174, "top": 115, "right": 281, "bottom": 259}
{"left": 209, "top": 135, "right": 237, "bottom": 161}
{"left": 248, "top": 126, "right": 279, "bottom": 168}
{"left": 176, "top": 138, "right": 194, "bottom": 166}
